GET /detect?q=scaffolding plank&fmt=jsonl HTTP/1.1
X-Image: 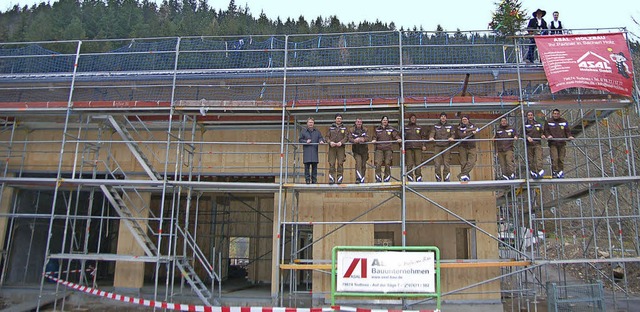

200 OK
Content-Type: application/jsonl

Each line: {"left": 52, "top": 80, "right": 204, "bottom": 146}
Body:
{"left": 279, "top": 261, "right": 531, "bottom": 270}
{"left": 49, "top": 253, "right": 171, "bottom": 262}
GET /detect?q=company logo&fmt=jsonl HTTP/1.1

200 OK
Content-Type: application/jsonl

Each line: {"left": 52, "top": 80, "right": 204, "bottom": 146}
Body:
{"left": 576, "top": 51, "right": 612, "bottom": 73}
{"left": 343, "top": 258, "right": 367, "bottom": 278}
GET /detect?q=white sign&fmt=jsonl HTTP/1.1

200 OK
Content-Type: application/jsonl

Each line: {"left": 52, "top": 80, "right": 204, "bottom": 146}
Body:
{"left": 336, "top": 251, "right": 436, "bottom": 293}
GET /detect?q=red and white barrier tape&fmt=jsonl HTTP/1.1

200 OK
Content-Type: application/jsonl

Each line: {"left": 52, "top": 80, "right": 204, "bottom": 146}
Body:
{"left": 44, "top": 272, "right": 438, "bottom": 312}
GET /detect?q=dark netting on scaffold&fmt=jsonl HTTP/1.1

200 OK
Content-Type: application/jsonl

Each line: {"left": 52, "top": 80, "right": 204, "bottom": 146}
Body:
{"left": 0, "top": 44, "right": 75, "bottom": 74}
{"left": 286, "top": 32, "right": 400, "bottom": 67}
{"left": 77, "top": 39, "right": 178, "bottom": 73}
{"left": 1, "top": 31, "right": 522, "bottom": 79}
{"left": 402, "top": 31, "right": 508, "bottom": 65}
{"left": 179, "top": 36, "right": 287, "bottom": 70}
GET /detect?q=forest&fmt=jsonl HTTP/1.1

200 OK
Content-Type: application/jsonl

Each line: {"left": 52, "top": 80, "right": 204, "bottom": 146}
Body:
{"left": 0, "top": 0, "right": 412, "bottom": 42}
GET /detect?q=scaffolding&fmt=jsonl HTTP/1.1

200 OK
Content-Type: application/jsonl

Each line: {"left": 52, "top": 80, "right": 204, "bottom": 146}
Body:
{"left": 0, "top": 29, "right": 638, "bottom": 311}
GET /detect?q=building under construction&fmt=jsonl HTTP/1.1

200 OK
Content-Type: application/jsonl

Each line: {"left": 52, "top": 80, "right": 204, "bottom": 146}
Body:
{"left": 0, "top": 29, "right": 639, "bottom": 311}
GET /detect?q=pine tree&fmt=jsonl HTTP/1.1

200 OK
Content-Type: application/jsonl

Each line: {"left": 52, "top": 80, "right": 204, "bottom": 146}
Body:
{"left": 489, "top": 0, "right": 527, "bottom": 38}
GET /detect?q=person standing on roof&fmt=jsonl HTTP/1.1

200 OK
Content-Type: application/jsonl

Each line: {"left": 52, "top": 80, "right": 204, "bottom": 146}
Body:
{"left": 404, "top": 113, "right": 427, "bottom": 182}
{"left": 456, "top": 115, "right": 478, "bottom": 182}
{"left": 494, "top": 117, "right": 518, "bottom": 180}
{"left": 544, "top": 109, "right": 574, "bottom": 178}
{"left": 549, "top": 11, "right": 564, "bottom": 34}
{"left": 326, "top": 113, "right": 349, "bottom": 184}
{"left": 371, "top": 116, "right": 402, "bottom": 182}
{"left": 299, "top": 117, "right": 325, "bottom": 184}
{"left": 349, "top": 117, "right": 370, "bottom": 184}
{"left": 526, "top": 8, "right": 548, "bottom": 63}
{"left": 429, "top": 112, "right": 455, "bottom": 182}
{"left": 523, "top": 111, "right": 545, "bottom": 179}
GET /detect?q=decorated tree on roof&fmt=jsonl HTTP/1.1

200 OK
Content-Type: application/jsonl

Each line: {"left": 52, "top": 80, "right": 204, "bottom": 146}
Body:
{"left": 489, "top": 0, "right": 527, "bottom": 38}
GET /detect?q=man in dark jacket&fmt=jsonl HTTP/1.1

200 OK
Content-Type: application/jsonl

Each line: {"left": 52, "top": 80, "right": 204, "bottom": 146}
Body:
{"left": 526, "top": 8, "right": 548, "bottom": 63}
{"left": 429, "top": 112, "right": 455, "bottom": 182}
{"left": 349, "top": 117, "right": 369, "bottom": 184}
{"left": 456, "top": 115, "right": 477, "bottom": 182}
{"left": 495, "top": 117, "right": 518, "bottom": 180}
{"left": 299, "top": 117, "right": 325, "bottom": 184}
{"left": 523, "top": 111, "right": 545, "bottom": 179}
{"left": 404, "top": 113, "right": 427, "bottom": 182}
{"left": 326, "top": 114, "right": 349, "bottom": 184}
{"left": 371, "top": 116, "right": 402, "bottom": 182}
{"left": 544, "top": 109, "right": 574, "bottom": 178}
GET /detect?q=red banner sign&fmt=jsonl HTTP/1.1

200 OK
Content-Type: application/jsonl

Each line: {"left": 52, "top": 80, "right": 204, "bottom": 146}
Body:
{"left": 535, "top": 33, "right": 634, "bottom": 97}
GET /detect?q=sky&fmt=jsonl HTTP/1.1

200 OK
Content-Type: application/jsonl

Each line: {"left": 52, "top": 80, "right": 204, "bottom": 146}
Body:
{"left": 1, "top": 0, "right": 640, "bottom": 38}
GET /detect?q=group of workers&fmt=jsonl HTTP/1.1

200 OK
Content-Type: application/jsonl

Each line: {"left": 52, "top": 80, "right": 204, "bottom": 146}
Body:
{"left": 299, "top": 109, "right": 574, "bottom": 184}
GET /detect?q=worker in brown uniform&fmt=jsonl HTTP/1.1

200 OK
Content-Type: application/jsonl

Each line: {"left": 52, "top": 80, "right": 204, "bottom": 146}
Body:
{"left": 349, "top": 117, "right": 369, "bottom": 184}
{"left": 404, "top": 113, "right": 427, "bottom": 182}
{"left": 371, "top": 116, "right": 402, "bottom": 182}
{"left": 326, "top": 113, "right": 349, "bottom": 184}
{"left": 456, "top": 115, "right": 478, "bottom": 182}
{"left": 429, "top": 112, "right": 455, "bottom": 182}
{"left": 523, "top": 111, "right": 545, "bottom": 179}
{"left": 494, "top": 117, "right": 518, "bottom": 180}
{"left": 544, "top": 109, "right": 574, "bottom": 178}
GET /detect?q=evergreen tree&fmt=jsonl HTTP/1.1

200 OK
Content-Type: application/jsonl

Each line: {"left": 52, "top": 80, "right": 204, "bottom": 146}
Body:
{"left": 327, "top": 15, "right": 342, "bottom": 33}
{"left": 273, "top": 17, "right": 283, "bottom": 34}
{"left": 23, "top": 4, "right": 55, "bottom": 41}
{"left": 489, "top": 0, "right": 526, "bottom": 38}
{"left": 296, "top": 15, "right": 309, "bottom": 34}
{"left": 63, "top": 16, "right": 86, "bottom": 39}
{"left": 311, "top": 16, "right": 323, "bottom": 33}
{"left": 225, "top": 0, "right": 237, "bottom": 17}
{"left": 255, "top": 11, "right": 272, "bottom": 35}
